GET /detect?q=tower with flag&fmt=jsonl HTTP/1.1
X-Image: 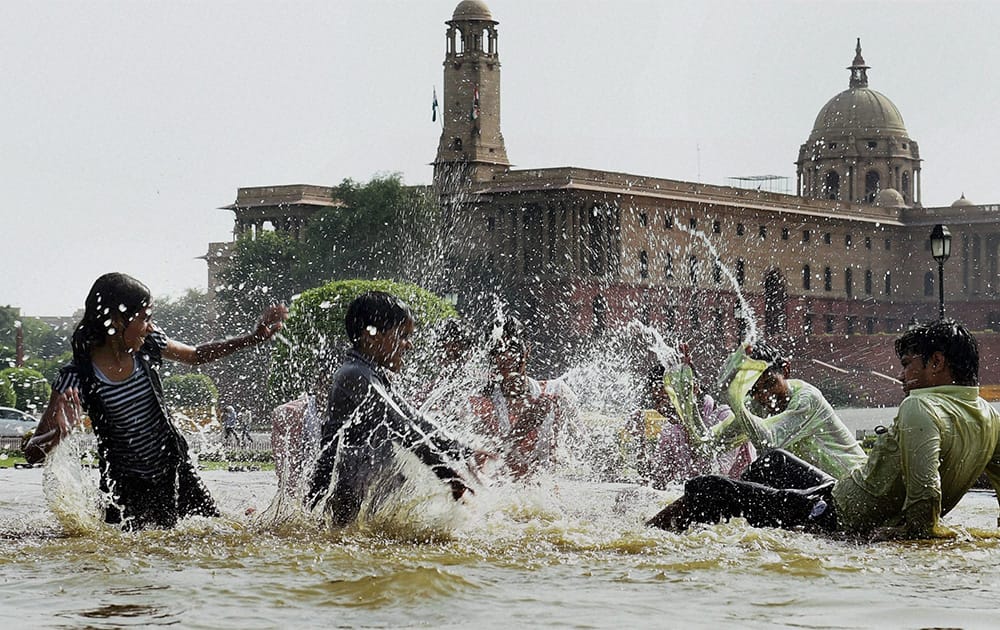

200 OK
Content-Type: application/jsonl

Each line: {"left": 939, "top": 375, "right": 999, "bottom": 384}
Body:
{"left": 434, "top": 0, "right": 509, "bottom": 185}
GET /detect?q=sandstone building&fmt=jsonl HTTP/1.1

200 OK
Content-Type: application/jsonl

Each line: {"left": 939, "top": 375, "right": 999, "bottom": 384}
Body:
{"left": 208, "top": 0, "right": 1000, "bottom": 403}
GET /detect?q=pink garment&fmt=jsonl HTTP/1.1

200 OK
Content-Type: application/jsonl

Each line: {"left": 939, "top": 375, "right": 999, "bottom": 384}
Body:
{"left": 646, "top": 395, "right": 755, "bottom": 486}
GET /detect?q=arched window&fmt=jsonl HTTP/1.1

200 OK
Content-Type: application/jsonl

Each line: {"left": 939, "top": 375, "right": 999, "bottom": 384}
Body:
{"left": 884, "top": 271, "right": 893, "bottom": 296}
{"left": 823, "top": 171, "right": 840, "bottom": 200}
{"left": 924, "top": 271, "right": 935, "bottom": 296}
{"left": 845, "top": 268, "right": 853, "bottom": 297}
{"left": 865, "top": 170, "right": 880, "bottom": 203}
{"left": 864, "top": 269, "right": 873, "bottom": 295}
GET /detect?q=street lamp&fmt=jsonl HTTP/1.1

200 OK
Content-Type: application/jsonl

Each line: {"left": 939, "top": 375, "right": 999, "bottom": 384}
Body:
{"left": 930, "top": 224, "right": 952, "bottom": 320}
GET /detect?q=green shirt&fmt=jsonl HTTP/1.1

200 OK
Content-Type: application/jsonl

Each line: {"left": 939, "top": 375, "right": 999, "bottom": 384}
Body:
{"left": 711, "top": 353, "right": 866, "bottom": 479}
{"left": 832, "top": 385, "right": 1000, "bottom": 537}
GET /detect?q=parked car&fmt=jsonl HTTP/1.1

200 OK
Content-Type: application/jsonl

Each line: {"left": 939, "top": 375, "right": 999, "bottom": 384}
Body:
{"left": 0, "top": 406, "right": 39, "bottom": 438}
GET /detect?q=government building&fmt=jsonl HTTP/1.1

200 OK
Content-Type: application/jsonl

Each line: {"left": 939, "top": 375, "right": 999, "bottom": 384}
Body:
{"left": 208, "top": 0, "right": 1000, "bottom": 404}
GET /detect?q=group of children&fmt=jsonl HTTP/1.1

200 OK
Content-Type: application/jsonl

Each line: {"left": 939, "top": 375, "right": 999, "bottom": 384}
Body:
{"left": 24, "top": 273, "right": 1000, "bottom": 540}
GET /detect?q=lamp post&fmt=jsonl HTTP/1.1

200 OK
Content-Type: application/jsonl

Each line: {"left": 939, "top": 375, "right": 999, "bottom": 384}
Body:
{"left": 930, "top": 224, "right": 952, "bottom": 320}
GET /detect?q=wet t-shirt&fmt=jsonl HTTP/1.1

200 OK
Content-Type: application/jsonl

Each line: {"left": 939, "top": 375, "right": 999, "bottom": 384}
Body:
{"left": 832, "top": 385, "right": 1000, "bottom": 536}
{"left": 53, "top": 328, "right": 178, "bottom": 477}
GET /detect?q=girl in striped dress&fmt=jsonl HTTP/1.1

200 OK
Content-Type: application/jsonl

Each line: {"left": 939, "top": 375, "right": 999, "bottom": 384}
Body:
{"left": 25, "top": 272, "right": 287, "bottom": 530}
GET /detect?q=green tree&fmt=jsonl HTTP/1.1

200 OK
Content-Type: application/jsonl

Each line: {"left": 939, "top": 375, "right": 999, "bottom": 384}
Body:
{"left": 163, "top": 373, "right": 219, "bottom": 407}
{"left": 0, "top": 367, "right": 50, "bottom": 413}
{"left": 154, "top": 289, "right": 216, "bottom": 350}
{"left": 19, "top": 317, "right": 69, "bottom": 360}
{"left": 0, "top": 306, "right": 17, "bottom": 347}
{"left": 267, "top": 279, "right": 456, "bottom": 408}
{"left": 216, "top": 230, "right": 302, "bottom": 333}
{"left": 0, "top": 372, "right": 15, "bottom": 407}
{"left": 297, "top": 175, "right": 442, "bottom": 287}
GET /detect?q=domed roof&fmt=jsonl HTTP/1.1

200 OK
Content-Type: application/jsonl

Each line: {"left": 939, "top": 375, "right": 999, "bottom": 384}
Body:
{"left": 452, "top": 0, "right": 493, "bottom": 21}
{"left": 807, "top": 39, "right": 909, "bottom": 141}
{"left": 874, "top": 188, "right": 905, "bottom": 208}
{"left": 951, "top": 193, "right": 975, "bottom": 207}
{"left": 810, "top": 88, "right": 908, "bottom": 139}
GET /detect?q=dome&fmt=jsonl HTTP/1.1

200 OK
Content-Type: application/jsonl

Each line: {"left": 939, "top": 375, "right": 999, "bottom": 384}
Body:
{"left": 452, "top": 0, "right": 493, "bottom": 21}
{"left": 874, "top": 188, "right": 905, "bottom": 208}
{"left": 951, "top": 193, "right": 975, "bottom": 207}
{"left": 809, "top": 87, "right": 908, "bottom": 140}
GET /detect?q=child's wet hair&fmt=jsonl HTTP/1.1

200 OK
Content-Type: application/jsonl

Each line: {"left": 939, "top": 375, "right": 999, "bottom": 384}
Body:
{"left": 345, "top": 291, "right": 414, "bottom": 344}
{"left": 487, "top": 315, "right": 528, "bottom": 357}
{"left": 72, "top": 272, "right": 151, "bottom": 358}
{"left": 749, "top": 341, "right": 787, "bottom": 373}
{"left": 895, "top": 318, "right": 979, "bottom": 385}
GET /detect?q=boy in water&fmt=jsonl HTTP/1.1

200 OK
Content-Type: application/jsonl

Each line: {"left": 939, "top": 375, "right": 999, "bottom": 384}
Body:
{"left": 649, "top": 319, "right": 1000, "bottom": 539}
{"left": 307, "top": 291, "right": 479, "bottom": 526}
{"left": 706, "top": 342, "right": 865, "bottom": 482}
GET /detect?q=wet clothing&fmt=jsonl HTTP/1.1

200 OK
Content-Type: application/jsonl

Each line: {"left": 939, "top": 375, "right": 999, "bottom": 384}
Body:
{"left": 832, "top": 385, "right": 1000, "bottom": 536}
{"left": 468, "top": 377, "right": 576, "bottom": 478}
{"left": 308, "top": 350, "right": 473, "bottom": 526}
{"left": 710, "top": 350, "right": 865, "bottom": 480}
{"left": 629, "top": 383, "right": 754, "bottom": 485}
{"left": 51, "top": 327, "right": 218, "bottom": 529}
{"left": 654, "top": 385, "right": 1000, "bottom": 538}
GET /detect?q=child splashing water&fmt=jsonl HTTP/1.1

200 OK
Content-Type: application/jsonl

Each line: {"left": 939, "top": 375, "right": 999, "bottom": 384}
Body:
{"left": 307, "top": 291, "right": 485, "bottom": 527}
{"left": 25, "top": 272, "right": 288, "bottom": 530}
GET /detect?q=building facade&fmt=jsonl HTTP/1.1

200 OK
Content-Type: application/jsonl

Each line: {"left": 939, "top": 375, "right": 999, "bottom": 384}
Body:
{"left": 209, "top": 0, "right": 1000, "bottom": 403}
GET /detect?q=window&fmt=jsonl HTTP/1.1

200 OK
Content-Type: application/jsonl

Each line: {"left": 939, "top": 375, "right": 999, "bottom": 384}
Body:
{"left": 823, "top": 171, "right": 840, "bottom": 200}
{"left": 824, "top": 267, "right": 832, "bottom": 291}
{"left": 737, "top": 223, "right": 745, "bottom": 236}
{"left": 712, "top": 220, "right": 721, "bottom": 234}
{"left": 885, "top": 238, "right": 891, "bottom": 250}
{"left": 713, "top": 260, "right": 722, "bottom": 284}
{"left": 845, "top": 234, "right": 853, "bottom": 247}
{"left": 865, "top": 170, "right": 880, "bottom": 203}
{"left": 781, "top": 227, "right": 789, "bottom": 240}
{"left": 829, "top": 142, "right": 838, "bottom": 149}
{"left": 824, "top": 232, "right": 832, "bottom": 244}
{"left": 804, "top": 313, "right": 814, "bottom": 336}
{"left": 689, "top": 218, "right": 697, "bottom": 230}
{"left": 803, "top": 230, "right": 810, "bottom": 243}
{"left": 825, "top": 314, "right": 835, "bottom": 333}
{"left": 759, "top": 225, "right": 767, "bottom": 239}
{"left": 865, "top": 237, "right": 872, "bottom": 250}
{"left": 803, "top": 265, "right": 811, "bottom": 290}
{"left": 866, "top": 318, "right": 876, "bottom": 335}
{"left": 665, "top": 253, "right": 673, "bottom": 278}
{"left": 665, "top": 215, "right": 674, "bottom": 229}
{"left": 736, "top": 259, "right": 746, "bottom": 286}
{"left": 846, "top": 316, "right": 856, "bottom": 335}
{"left": 924, "top": 271, "right": 935, "bottom": 296}
{"left": 864, "top": 269, "right": 873, "bottom": 295}
{"left": 638, "top": 212, "right": 648, "bottom": 228}
{"left": 867, "top": 141, "right": 877, "bottom": 149}
{"left": 845, "top": 268, "right": 853, "bottom": 297}
{"left": 487, "top": 217, "right": 495, "bottom": 232}
{"left": 884, "top": 271, "right": 892, "bottom": 296}
{"left": 688, "top": 255, "right": 698, "bottom": 284}
{"left": 639, "top": 250, "right": 649, "bottom": 279}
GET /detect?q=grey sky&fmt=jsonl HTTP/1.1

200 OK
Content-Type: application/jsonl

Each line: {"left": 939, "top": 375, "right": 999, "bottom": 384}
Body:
{"left": 3, "top": 0, "right": 997, "bottom": 316}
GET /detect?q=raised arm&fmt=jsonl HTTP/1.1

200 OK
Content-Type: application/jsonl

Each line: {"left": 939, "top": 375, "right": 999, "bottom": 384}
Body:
{"left": 162, "top": 303, "right": 288, "bottom": 365}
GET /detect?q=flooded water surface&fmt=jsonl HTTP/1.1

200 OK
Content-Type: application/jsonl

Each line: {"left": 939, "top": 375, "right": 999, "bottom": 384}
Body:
{"left": 1, "top": 464, "right": 998, "bottom": 629}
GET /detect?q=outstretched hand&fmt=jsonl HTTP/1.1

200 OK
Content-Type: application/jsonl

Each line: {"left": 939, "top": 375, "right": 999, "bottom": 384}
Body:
{"left": 254, "top": 304, "right": 289, "bottom": 340}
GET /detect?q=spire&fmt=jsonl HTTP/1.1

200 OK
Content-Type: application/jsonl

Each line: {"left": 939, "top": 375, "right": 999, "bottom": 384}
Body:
{"left": 848, "top": 37, "right": 869, "bottom": 88}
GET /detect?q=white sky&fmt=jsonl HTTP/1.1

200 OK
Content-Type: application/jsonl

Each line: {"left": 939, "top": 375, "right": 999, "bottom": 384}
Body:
{"left": 3, "top": 0, "right": 998, "bottom": 317}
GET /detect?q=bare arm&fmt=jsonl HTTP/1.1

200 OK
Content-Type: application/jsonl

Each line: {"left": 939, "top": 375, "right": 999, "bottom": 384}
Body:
{"left": 23, "top": 388, "right": 83, "bottom": 464}
{"left": 162, "top": 304, "right": 288, "bottom": 365}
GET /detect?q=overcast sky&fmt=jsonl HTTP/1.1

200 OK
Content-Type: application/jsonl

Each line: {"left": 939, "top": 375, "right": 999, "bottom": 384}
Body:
{"left": 4, "top": 0, "right": 998, "bottom": 317}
